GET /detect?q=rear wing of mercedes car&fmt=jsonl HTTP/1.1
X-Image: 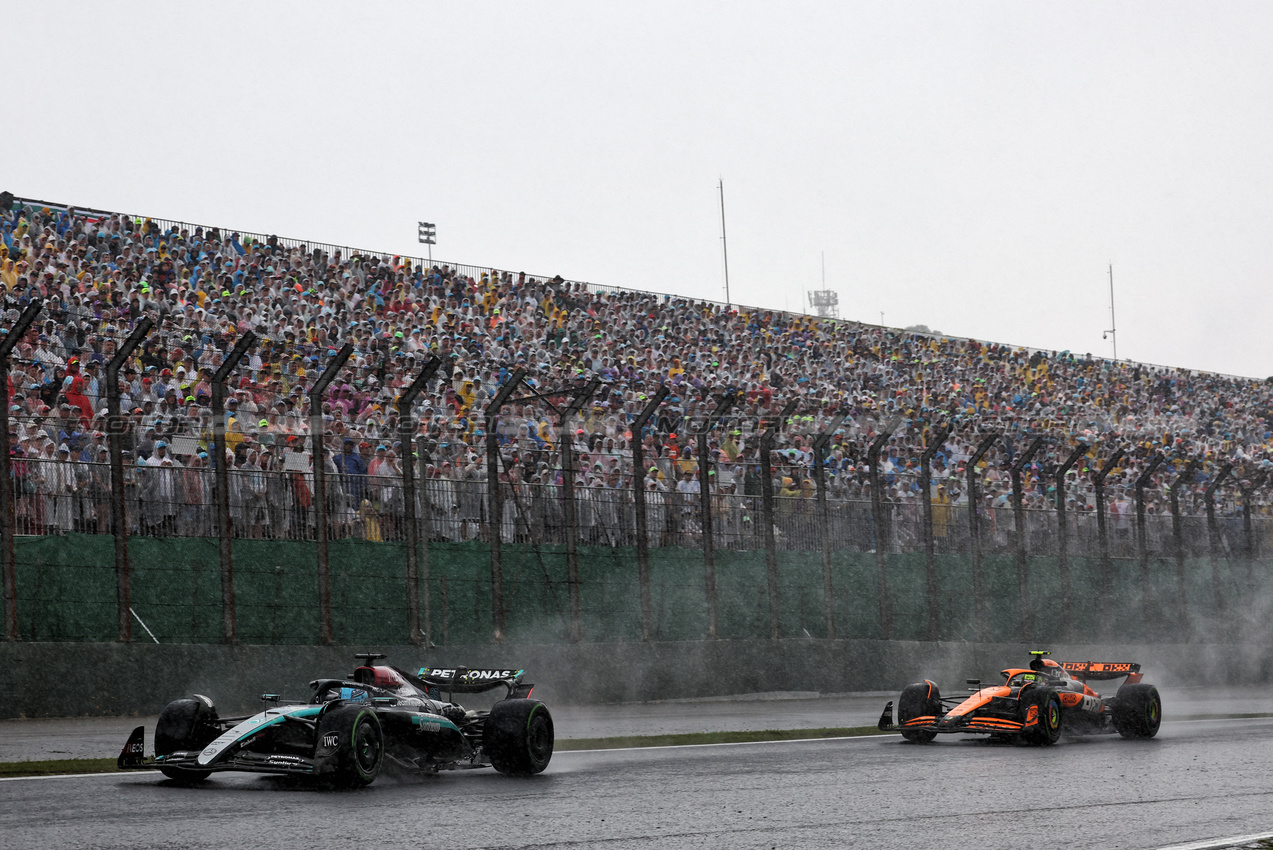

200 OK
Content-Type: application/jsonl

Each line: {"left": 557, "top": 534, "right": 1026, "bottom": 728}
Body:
{"left": 415, "top": 666, "right": 534, "bottom": 699}
{"left": 1060, "top": 661, "right": 1142, "bottom": 684}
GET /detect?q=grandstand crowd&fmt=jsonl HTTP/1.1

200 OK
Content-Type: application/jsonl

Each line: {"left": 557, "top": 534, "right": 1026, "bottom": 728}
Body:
{"left": 0, "top": 199, "right": 1269, "bottom": 551}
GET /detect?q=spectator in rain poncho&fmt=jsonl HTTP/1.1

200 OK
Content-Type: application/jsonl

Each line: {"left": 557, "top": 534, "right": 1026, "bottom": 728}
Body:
{"left": 242, "top": 449, "right": 268, "bottom": 538}
{"left": 179, "top": 451, "right": 211, "bottom": 537}
{"left": 144, "top": 455, "right": 180, "bottom": 536}
{"left": 47, "top": 443, "right": 78, "bottom": 534}
{"left": 644, "top": 477, "right": 668, "bottom": 548}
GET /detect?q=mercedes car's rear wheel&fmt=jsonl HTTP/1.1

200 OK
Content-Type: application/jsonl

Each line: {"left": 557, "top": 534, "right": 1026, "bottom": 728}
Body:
{"left": 1112, "top": 684, "right": 1162, "bottom": 739}
{"left": 1019, "top": 687, "right": 1063, "bottom": 745}
{"left": 155, "top": 697, "right": 218, "bottom": 782}
{"left": 315, "top": 705, "right": 384, "bottom": 787}
{"left": 484, "top": 699, "right": 554, "bottom": 775}
{"left": 897, "top": 681, "right": 942, "bottom": 743}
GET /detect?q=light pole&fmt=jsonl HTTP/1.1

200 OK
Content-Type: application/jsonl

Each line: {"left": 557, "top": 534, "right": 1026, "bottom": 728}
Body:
{"left": 1103, "top": 264, "right": 1117, "bottom": 360}
{"left": 417, "top": 222, "right": 436, "bottom": 266}
{"left": 718, "top": 179, "right": 730, "bottom": 304}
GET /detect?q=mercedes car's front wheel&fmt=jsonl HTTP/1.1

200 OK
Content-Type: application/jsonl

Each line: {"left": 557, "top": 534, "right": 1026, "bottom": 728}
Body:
{"left": 315, "top": 705, "right": 384, "bottom": 787}
{"left": 155, "top": 697, "right": 218, "bottom": 782}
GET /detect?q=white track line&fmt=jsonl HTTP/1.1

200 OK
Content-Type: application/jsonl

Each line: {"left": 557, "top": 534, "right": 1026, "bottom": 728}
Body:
{"left": 1156, "top": 830, "right": 1273, "bottom": 850}
{"left": 0, "top": 771, "right": 157, "bottom": 782}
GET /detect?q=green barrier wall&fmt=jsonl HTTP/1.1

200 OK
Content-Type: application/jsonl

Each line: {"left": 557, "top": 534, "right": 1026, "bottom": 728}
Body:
{"left": 10, "top": 534, "right": 1264, "bottom": 645}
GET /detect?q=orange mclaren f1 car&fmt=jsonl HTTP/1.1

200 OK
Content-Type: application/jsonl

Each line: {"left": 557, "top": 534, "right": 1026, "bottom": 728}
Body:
{"left": 877, "top": 651, "right": 1161, "bottom": 745}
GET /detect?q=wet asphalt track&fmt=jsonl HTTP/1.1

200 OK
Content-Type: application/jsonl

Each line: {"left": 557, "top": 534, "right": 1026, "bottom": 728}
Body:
{"left": 4, "top": 716, "right": 1273, "bottom": 850}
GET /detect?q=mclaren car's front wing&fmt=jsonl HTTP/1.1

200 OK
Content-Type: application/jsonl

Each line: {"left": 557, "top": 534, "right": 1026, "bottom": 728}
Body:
{"left": 877, "top": 700, "right": 1026, "bottom": 735}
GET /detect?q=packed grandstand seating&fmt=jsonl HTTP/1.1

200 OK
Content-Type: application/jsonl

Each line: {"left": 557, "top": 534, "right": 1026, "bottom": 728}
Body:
{"left": 0, "top": 197, "right": 1268, "bottom": 556}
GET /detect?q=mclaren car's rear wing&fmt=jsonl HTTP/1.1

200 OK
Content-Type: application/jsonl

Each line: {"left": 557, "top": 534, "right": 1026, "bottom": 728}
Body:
{"left": 1060, "top": 662, "right": 1142, "bottom": 684}
{"left": 415, "top": 666, "right": 534, "bottom": 698}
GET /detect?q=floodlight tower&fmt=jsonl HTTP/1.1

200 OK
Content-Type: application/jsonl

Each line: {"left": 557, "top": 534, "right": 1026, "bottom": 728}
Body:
{"left": 807, "top": 252, "right": 839, "bottom": 318}
{"left": 417, "top": 222, "right": 436, "bottom": 266}
{"left": 807, "top": 290, "right": 839, "bottom": 318}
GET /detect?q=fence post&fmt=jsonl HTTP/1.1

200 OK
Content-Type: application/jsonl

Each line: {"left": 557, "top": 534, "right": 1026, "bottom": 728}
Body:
{"left": 1169, "top": 459, "right": 1198, "bottom": 624}
{"left": 698, "top": 391, "right": 737, "bottom": 638}
{"left": 0, "top": 302, "right": 41, "bottom": 641}
{"left": 1204, "top": 463, "right": 1232, "bottom": 617}
{"left": 966, "top": 434, "right": 998, "bottom": 642}
{"left": 1054, "top": 443, "right": 1088, "bottom": 640}
{"left": 1009, "top": 435, "right": 1044, "bottom": 640}
{"left": 397, "top": 356, "right": 440, "bottom": 646}
{"left": 1134, "top": 454, "right": 1165, "bottom": 621}
{"left": 416, "top": 434, "right": 431, "bottom": 645}
{"left": 812, "top": 409, "right": 850, "bottom": 640}
{"left": 210, "top": 330, "right": 256, "bottom": 645}
{"left": 867, "top": 420, "right": 898, "bottom": 639}
{"left": 484, "top": 368, "right": 527, "bottom": 644}
{"left": 1239, "top": 471, "right": 1266, "bottom": 562}
{"left": 918, "top": 424, "right": 953, "bottom": 642}
{"left": 309, "top": 343, "right": 353, "bottom": 646}
{"left": 1092, "top": 448, "right": 1124, "bottom": 604}
{"left": 558, "top": 377, "right": 599, "bottom": 643}
{"left": 630, "top": 387, "right": 668, "bottom": 641}
{"left": 106, "top": 317, "right": 154, "bottom": 643}
{"left": 759, "top": 398, "right": 797, "bottom": 641}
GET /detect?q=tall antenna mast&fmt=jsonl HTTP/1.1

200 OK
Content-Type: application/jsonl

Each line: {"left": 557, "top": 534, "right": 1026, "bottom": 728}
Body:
{"left": 718, "top": 178, "right": 731, "bottom": 304}
{"left": 1102, "top": 263, "right": 1117, "bottom": 360}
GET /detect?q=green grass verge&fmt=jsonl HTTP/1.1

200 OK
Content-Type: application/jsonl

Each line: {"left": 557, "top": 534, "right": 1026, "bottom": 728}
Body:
{"left": 0, "top": 727, "right": 884, "bottom": 778}
{"left": 0, "top": 758, "right": 120, "bottom": 778}
{"left": 1176, "top": 712, "right": 1273, "bottom": 721}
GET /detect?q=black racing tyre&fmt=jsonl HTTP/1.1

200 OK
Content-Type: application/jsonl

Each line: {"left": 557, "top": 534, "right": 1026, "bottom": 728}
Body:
{"left": 315, "top": 705, "right": 384, "bottom": 787}
{"left": 155, "top": 697, "right": 219, "bottom": 782}
{"left": 1018, "top": 686, "right": 1062, "bottom": 745}
{"left": 897, "top": 680, "right": 942, "bottom": 743}
{"left": 1112, "top": 684, "right": 1162, "bottom": 739}
{"left": 483, "top": 699, "right": 554, "bottom": 775}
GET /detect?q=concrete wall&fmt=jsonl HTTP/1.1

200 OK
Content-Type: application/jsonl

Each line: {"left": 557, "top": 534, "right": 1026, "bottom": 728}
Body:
{"left": 3, "top": 638, "right": 1271, "bottom": 719}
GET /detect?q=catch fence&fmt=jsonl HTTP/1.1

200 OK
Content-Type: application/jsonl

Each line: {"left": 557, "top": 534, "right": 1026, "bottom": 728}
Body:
{"left": 3, "top": 197, "right": 1270, "bottom": 648}
{"left": 1, "top": 328, "right": 1267, "bottom": 648}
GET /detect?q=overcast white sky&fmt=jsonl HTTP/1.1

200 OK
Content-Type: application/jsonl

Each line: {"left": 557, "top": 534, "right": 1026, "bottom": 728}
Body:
{"left": 10, "top": 2, "right": 1273, "bottom": 377}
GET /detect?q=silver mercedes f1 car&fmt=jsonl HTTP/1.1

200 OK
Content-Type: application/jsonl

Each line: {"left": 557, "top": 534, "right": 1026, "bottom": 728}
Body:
{"left": 118, "top": 653, "right": 553, "bottom": 785}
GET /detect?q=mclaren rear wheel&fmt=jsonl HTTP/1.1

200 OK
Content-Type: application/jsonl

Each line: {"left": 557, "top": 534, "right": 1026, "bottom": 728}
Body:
{"left": 1112, "top": 684, "right": 1162, "bottom": 739}
{"left": 155, "top": 697, "right": 218, "bottom": 782}
{"left": 1019, "top": 687, "right": 1062, "bottom": 746}
{"left": 897, "top": 681, "right": 942, "bottom": 743}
